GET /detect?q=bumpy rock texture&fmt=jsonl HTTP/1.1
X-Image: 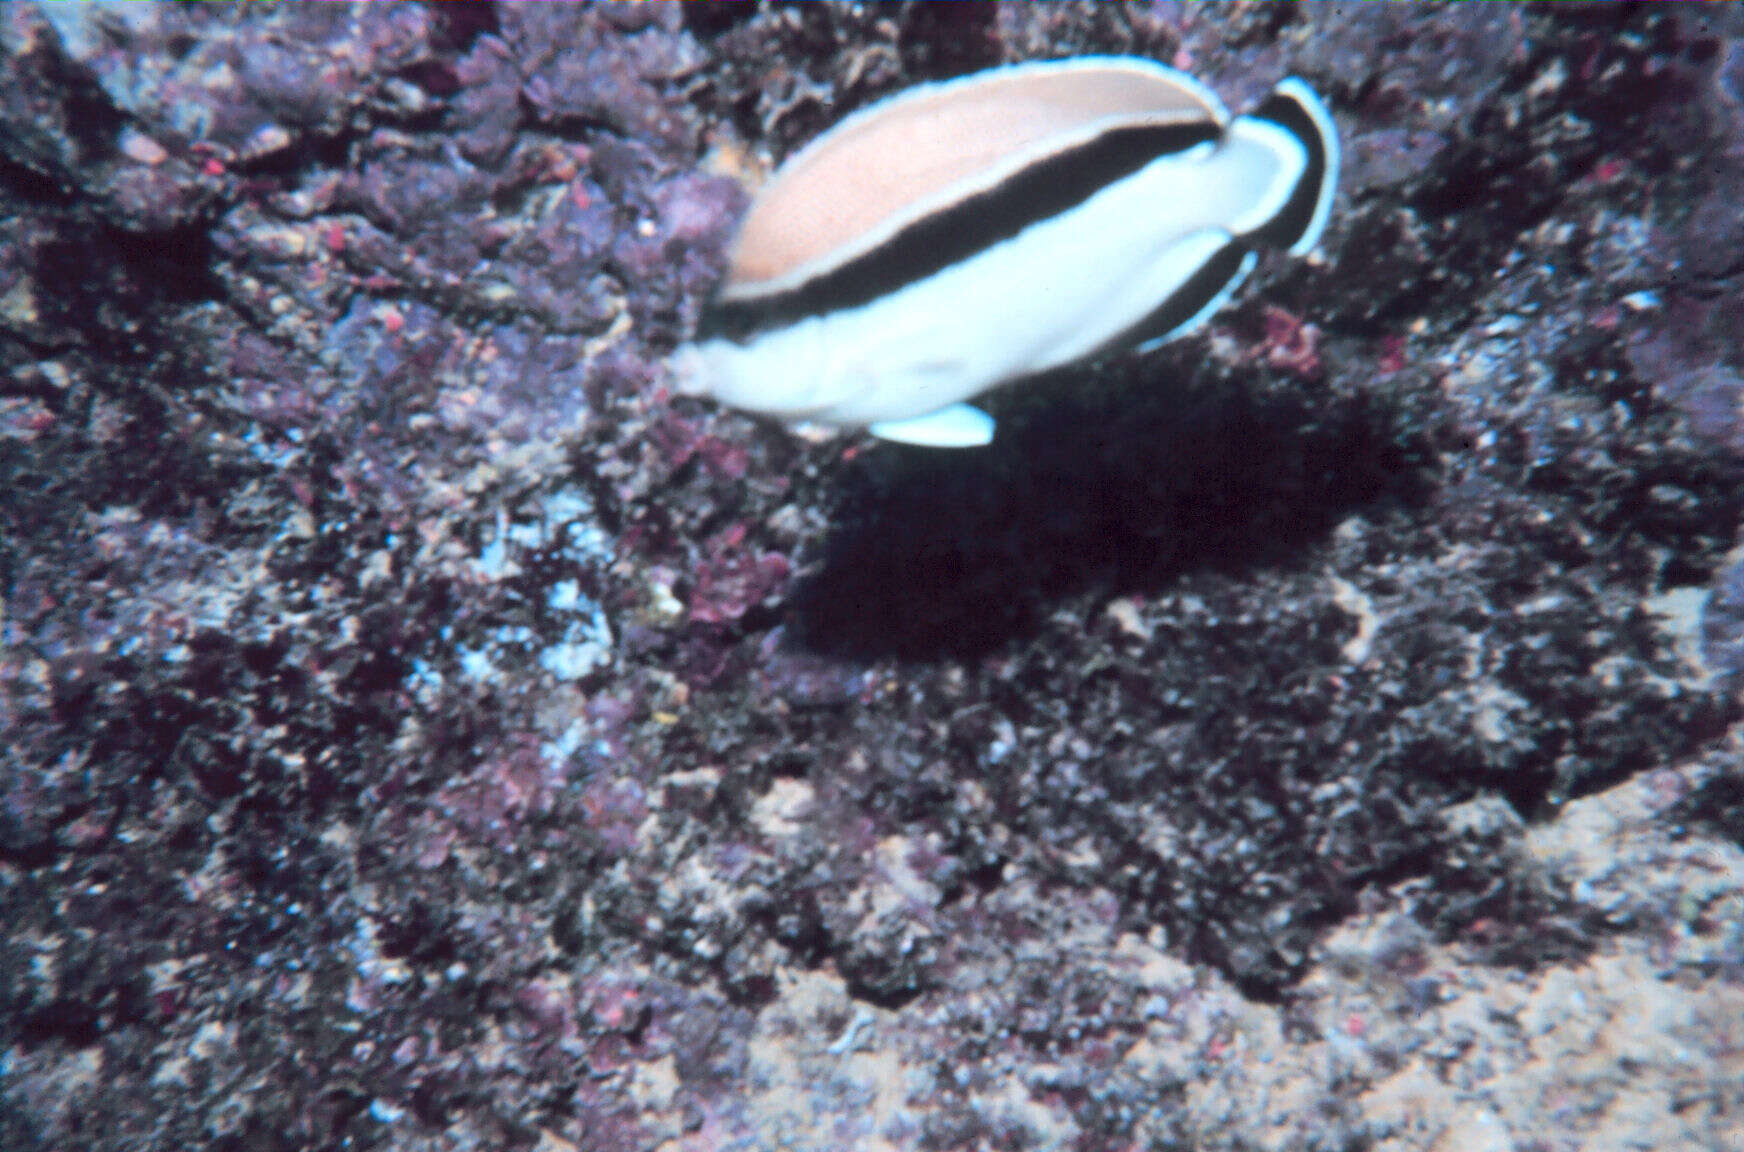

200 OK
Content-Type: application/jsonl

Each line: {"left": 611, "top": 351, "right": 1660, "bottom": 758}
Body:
{"left": 3, "top": 3, "right": 1743, "bottom": 1150}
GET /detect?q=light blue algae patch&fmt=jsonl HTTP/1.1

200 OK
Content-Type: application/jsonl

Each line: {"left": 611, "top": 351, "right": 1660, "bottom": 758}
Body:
{"left": 537, "top": 581, "right": 614, "bottom": 682}
{"left": 470, "top": 488, "right": 612, "bottom": 582}
{"left": 450, "top": 487, "right": 616, "bottom": 686}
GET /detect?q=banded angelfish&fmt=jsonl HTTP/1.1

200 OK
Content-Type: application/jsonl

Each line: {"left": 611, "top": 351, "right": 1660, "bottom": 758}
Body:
{"left": 674, "top": 57, "right": 1339, "bottom": 448}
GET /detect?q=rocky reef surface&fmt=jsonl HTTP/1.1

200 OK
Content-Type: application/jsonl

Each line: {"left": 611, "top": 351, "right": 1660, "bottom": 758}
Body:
{"left": 2, "top": 3, "right": 1742, "bottom": 1149}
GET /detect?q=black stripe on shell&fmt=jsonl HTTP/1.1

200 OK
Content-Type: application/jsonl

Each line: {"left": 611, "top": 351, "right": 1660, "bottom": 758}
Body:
{"left": 1241, "top": 86, "right": 1329, "bottom": 252}
{"left": 699, "top": 120, "right": 1222, "bottom": 344}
